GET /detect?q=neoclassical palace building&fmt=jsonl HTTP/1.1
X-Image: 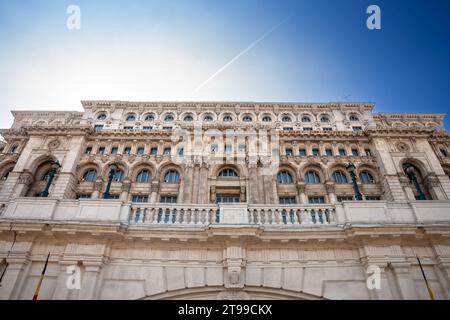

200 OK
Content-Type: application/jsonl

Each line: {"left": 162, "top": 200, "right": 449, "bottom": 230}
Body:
{"left": 0, "top": 100, "right": 450, "bottom": 300}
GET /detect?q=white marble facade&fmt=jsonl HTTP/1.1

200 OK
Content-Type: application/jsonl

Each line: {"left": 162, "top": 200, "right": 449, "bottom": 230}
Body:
{"left": 0, "top": 100, "right": 450, "bottom": 300}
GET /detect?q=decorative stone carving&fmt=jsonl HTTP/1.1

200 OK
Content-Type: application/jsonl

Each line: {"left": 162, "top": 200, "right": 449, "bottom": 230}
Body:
{"left": 18, "top": 171, "right": 34, "bottom": 185}
{"left": 47, "top": 139, "right": 61, "bottom": 150}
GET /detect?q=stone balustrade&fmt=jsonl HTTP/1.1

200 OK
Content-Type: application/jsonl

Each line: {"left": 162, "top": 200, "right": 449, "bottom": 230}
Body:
{"left": 1, "top": 198, "right": 450, "bottom": 229}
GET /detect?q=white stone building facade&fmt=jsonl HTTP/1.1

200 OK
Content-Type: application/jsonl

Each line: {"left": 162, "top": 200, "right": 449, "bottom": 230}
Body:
{"left": 0, "top": 100, "right": 450, "bottom": 300}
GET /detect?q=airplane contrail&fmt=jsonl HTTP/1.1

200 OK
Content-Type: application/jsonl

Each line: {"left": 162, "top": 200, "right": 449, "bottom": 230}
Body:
{"left": 194, "top": 16, "right": 291, "bottom": 93}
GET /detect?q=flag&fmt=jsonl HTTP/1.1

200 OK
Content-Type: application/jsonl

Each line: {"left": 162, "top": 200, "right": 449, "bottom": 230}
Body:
{"left": 416, "top": 255, "right": 435, "bottom": 300}
{"left": 32, "top": 252, "right": 50, "bottom": 300}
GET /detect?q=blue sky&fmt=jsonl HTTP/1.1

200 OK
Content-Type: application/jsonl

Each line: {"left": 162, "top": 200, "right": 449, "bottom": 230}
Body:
{"left": 0, "top": 0, "right": 449, "bottom": 129}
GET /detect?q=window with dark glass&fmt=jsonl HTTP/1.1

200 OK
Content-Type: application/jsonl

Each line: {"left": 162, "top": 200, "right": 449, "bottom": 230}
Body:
{"left": 97, "top": 113, "right": 107, "bottom": 120}
{"left": 177, "top": 148, "right": 184, "bottom": 156}
{"left": 312, "top": 148, "right": 320, "bottom": 156}
{"left": 162, "top": 127, "right": 172, "bottom": 131}
{"left": 98, "top": 147, "right": 105, "bottom": 155}
{"left": 225, "top": 145, "right": 232, "bottom": 153}
{"left": 163, "top": 148, "right": 171, "bottom": 155}
{"left": 325, "top": 149, "right": 333, "bottom": 156}
{"left": 262, "top": 116, "right": 272, "bottom": 122}
{"left": 303, "top": 127, "right": 313, "bottom": 131}
{"left": 143, "top": 126, "right": 152, "bottom": 131}
{"left": 279, "top": 197, "right": 297, "bottom": 204}
{"left": 282, "top": 116, "right": 292, "bottom": 122}
{"left": 320, "top": 116, "right": 330, "bottom": 123}
{"left": 111, "top": 147, "right": 118, "bottom": 155}
{"left": 113, "top": 170, "right": 124, "bottom": 182}
{"left": 183, "top": 115, "right": 193, "bottom": 122}
{"left": 360, "top": 171, "right": 375, "bottom": 184}
{"left": 164, "top": 170, "right": 180, "bottom": 183}
{"left": 301, "top": 116, "right": 311, "bottom": 123}
{"left": 242, "top": 115, "right": 253, "bottom": 122}
{"left": 218, "top": 168, "right": 239, "bottom": 178}
{"left": 323, "top": 127, "right": 332, "bottom": 132}
{"left": 332, "top": 171, "right": 348, "bottom": 184}
{"left": 308, "top": 196, "right": 325, "bottom": 204}
{"left": 305, "top": 171, "right": 321, "bottom": 184}
{"left": 283, "top": 127, "right": 293, "bottom": 131}
{"left": 150, "top": 147, "right": 158, "bottom": 156}
{"left": 160, "top": 195, "right": 177, "bottom": 203}
{"left": 164, "top": 115, "right": 174, "bottom": 122}
{"left": 216, "top": 195, "right": 240, "bottom": 203}
{"left": 137, "top": 147, "right": 145, "bottom": 155}
{"left": 94, "top": 125, "right": 104, "bottom": 131}
{"left": 349, "top": 115, "right": 359, "bottom": 121}
{"left": 132, "top": 195, "right": 149, "bottom": 203}
{"left": 337, "top": 196, "right": 353, "bottom": 202}
{"left": 351, "top": 149, "right": 359, "bottom": 156}
{"left": 223, "top": 115, "right": 233, "bottom": 122}
{"left": 10, "top": 145, "right": 18, "bottom": 154}
{"left": 136, "top": 170, "right": 151, "bottom": 183}
{"left": 203, "top": 115, "right": 213, "bottom": 122}
{"left": 144, "top": 114, "right": 155, "bottom": 121}
{"left": 85, "top": 146, "right": 92, "bottom": 154}
{"left": 365, "top": 196, "right": 381, "bottom": 201}
{"left": 277, "top": 171, "right": 294, "bottom": 184}
{"left": 124, "top": 126, "right": 133, "bottom": 130}
{"left": 338, "top": 149, "right": 346, "bottom": 156}
{"left": 352, "top": 126, "right": 363, "bottom": 132}
{"left": 285, "top": 148, "right": 293, "bottom": 156}
{"left": 365, "top": 149, "right": 372, "bottom": 156}
{"left": 299, "top": 149, "right": 307, "bottom": 156}
{"left": 124, "top": 147, "right": 132, "bottom": 155}
{"left": 126, "top": 114, "right": 136, "bottom": 121}
{"left": 82, "top": 169, "right": 97, "bottom": 182}
{"left": 77, "top": 194, "right": 91, "bottom": 199}
{"left": 441, "top": 149, "right": 449, "bottom": 157}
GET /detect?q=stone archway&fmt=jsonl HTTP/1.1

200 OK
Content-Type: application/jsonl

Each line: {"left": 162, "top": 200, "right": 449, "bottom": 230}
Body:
{"left": 140, "top": 286, "right": 325, "bottom": 300}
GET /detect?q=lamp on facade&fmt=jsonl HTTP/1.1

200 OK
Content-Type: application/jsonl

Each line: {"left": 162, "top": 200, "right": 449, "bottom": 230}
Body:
{"left": 346, "top": 162, "right": 363, "bottom": 201}
{"left": 102, "top": 162, "right": 119, "bottom": 199}
{"left": 405, "top": 164, "right": 426, "bottom": 200}
{"left": 40, "top": 160, "right": 62, "bottom": 198}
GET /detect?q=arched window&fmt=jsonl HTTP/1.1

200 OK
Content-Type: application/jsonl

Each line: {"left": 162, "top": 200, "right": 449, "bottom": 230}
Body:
{"left": 113, "top": 170, "right": 124, "bottom": 182}
{"left": 223, "top": 115, "right": 233, "bottom": 122}
{"left": 218, "top": 168, "right": 239, "bottom": 178}
{"left": 183, "top": 115, "right": 193, "bottom": 122}
{"left": 277, "top": 171, "right": 294, "bottom": 184}
{"left": 126, "top": 114, "right": 136, "bottom": 121}
{"left": 144, "top": 114, "right": 155, "bottom": 121}
{"left": 82, "top": 169, "right": 97, "bottom": 182}
{"left": 136, "top": 169, "right": 152, "bottom": 183}
{"left": 1, "top": 168, "right": 13, "bottom": 181}
{"left": 242, "top": 115, "right": 253, "bottom": 122}
{"left": 164, "top": 170, "right": 180, "bottom": 183}
{"left": 349, "top": 115, "right": 359, "bottom": 122}
{"left": 282, "top": 116, "right": 292, "bottom": 123}
{"left": 164, "top": 115, "right": 174, "bottom": 122}
{"left": 305, "top": 171, "right": 321, "bottom": 184}
{"left": 332, "top": 171, "right": 348, "bottom": 184}
{"left": 360, "top": 171, "right": 375, "bottom": 184}
{"left": 97, "top": 113, "right": 107, "bottom": 121}
{"left": 203, "top": 115, "right": 213, "bottom": 122}
{"left": 41, "top": 170, "right": 51, "bottom": 181}
{"left": 320, "top": 116, "right": 330, "bottom": 123}
{"left": 262, "top": 116, "right": 272, "bottom": 122}
{"left": 301, "top": 116, "right": 311, "bottom": 123}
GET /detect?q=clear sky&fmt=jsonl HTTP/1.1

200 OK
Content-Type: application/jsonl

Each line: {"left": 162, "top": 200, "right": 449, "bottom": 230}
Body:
{"left": 0, "top": 0, "right": 449, "bottom": 129}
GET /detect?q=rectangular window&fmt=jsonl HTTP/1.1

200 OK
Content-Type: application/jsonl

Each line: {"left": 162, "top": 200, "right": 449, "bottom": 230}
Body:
{"left": 299, "top": 148, "right": 307, "bottom": 157}
{"left": 225, "top": 145, "right": 232, "bottom": 153}
{"left": 279, "top": 197, "right": 297, "bottom": 204}
{"left": 124, "top": 147, "right": 132, "bottom": 155}
{"left": 150, "top": 147, "right": 158, "bottom": 156}
{"left": 137, "top": 147, "right": 145, "bottom": 155}
{"left": 77, "top": 194, "right": 91, "bottom": 199}
{"left": 308, "top": 196, "right": 325, "bottom": 204}
{"left": 216, "top": 195, "right": 241, "bottom": 203}
{"left": 124, "top": 126, "right": 133, "bottom": 130}
{"left": 162, "top": 127, "right": 172, "bottom": 131}
{"left": 85, "top": 147, "right": 92, "bottom": 154}
{"left": 365, "top": 196, "right": 381, "bottom": 201}
{"left": 285, "top": 148, "right": 293, "bottom": 156}
{"left": 111, "top": 147, "right": 118, "bottom": 155}
{"left": 325, "top": 149, "right": 333, "bottom": 156}
{"left": 338, "top": 149, "right": 346, "bottom": 156}
{"left": 337, "top": 196, "right": 353, "bottom": 202}
{"left": 94, "top": 125, "right": 104, "bottom": 131}
{"left": 160, "top": 195, "right": 177, "bottom": 203}
{"left": 323, "top": 127, "right": 332, "bottom": 132}
{"left": 238, "top": 144, "right": 246, "bottom": 153}
{"left": 303, "top": 127, "right": 313, "bottom": 132}
{"left": 98, "top": 147, "right": 105, "bottom": 155}
{"left": 351, "top": 149, "right": 359, "bottom": 156}
{"left": 312, "top": 148, "right": 320, "bottom": 156}
{"left": 441, "top": 149, "right": 449, "bottom": 157}
{"left": 143, "top": 126, "right": 152, "bottom": 131}
{"left": 163, "top": 147, "right": 171, "bottom": 155}
{"left": 365, "top": 149, "right": 372, "bottom": 156}
{"left": 177, "top": 148, "right": 184, "bottom": 156}
{"left": 352, "top": 126, "right": 363, "bottom": 132}
{"left": 108, "top": 194, "right": 120, "bottom": 200}
{"left": 132, "top": 195, "right": 149, "bottom": 203}
{"left": 283, "top": 127, "right": 293, "bottom": 131}
{"left": 10, "top": 145, "right": 18, "bottom": 154}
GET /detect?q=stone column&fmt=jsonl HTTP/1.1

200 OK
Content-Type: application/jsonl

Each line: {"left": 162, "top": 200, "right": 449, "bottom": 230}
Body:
{"left": 390, "top": 262, "right": 418, "bottom": 299}
{"left": 248, "top": 165, "right": 258, "bottom": 203}
{"left": 177, "top": 177, "right": 185, "bottom": 204}
{"left": 78, "top": 263, "right": 103, "bottom": 300}
{"left": 0, "top": 259, "right": 30, "bottom": 300}
{"left": 191, "top": 164, "right": 200, "bottom": 203}
{"left": 182, "top": 163, "right": 194, "bottom": 203}
{"left": 120, "top": 180, "right": 131, "bottom": 201}
{"left": 150, "top": 181, "right": 160, "bottom": 203}
{"left": 197, "top": 164, "right": 209, "bottom": 204}
{"left": 297, "top": 183, "right": 307, "bottom": 204}
{"left": 11, "top": 171, "right": 34, "bottom": 198}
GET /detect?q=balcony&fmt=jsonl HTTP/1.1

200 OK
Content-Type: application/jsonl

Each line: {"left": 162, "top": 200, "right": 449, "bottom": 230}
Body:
{"left": 1, "top": 198, "right": 450, "bottom": 232}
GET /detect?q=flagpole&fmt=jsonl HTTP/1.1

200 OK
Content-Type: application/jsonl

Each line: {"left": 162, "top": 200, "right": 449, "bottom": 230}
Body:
{"left": 32, "top": 252, "right": 50, "bottom": 300}
{"left": 416, "top": 255, "right": 435, "bottom": 300}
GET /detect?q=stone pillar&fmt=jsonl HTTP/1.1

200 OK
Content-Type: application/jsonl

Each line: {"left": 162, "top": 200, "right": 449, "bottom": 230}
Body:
{"left": 256, "top": 166, "right": 265, "bottom": 204}
{"left": 177, "top": 177, "right": 185, "bottom": 204}
{"left": 78, "top": 263, "right": 103, "bottom": 300}
{"left": 120, "top": 180, "right": 131, "bottom": 201}
{"left": 424, "top": 173, "right": 447, "bottom": 200}
{"left": 0, "top": 260, "right": 29, "bottom": 300}
{"left": 297, "top": 183, "right": 307, "bottom": 204}
{"left": 182, "top": 164, "right": 194, "bottom": 203}
{"left": 326, "top": 183, "right": 336, "bottom": 203}
{"left": 150, "top": 181, "right": 159, "bottom": 203}
{"left": 11, "top": 171, "right": 34, "bottom": 198}
{"left": 390, "top": 262, "right": 418, "bottom": 299}
{"left": 197, "top": 164, "right": 209, "bottom": 204}
{"left": 248, "top": 165, "right": 258, "bottom": 203}
{"left": 191, "top": 165, "right": 200, "bottom": 203}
